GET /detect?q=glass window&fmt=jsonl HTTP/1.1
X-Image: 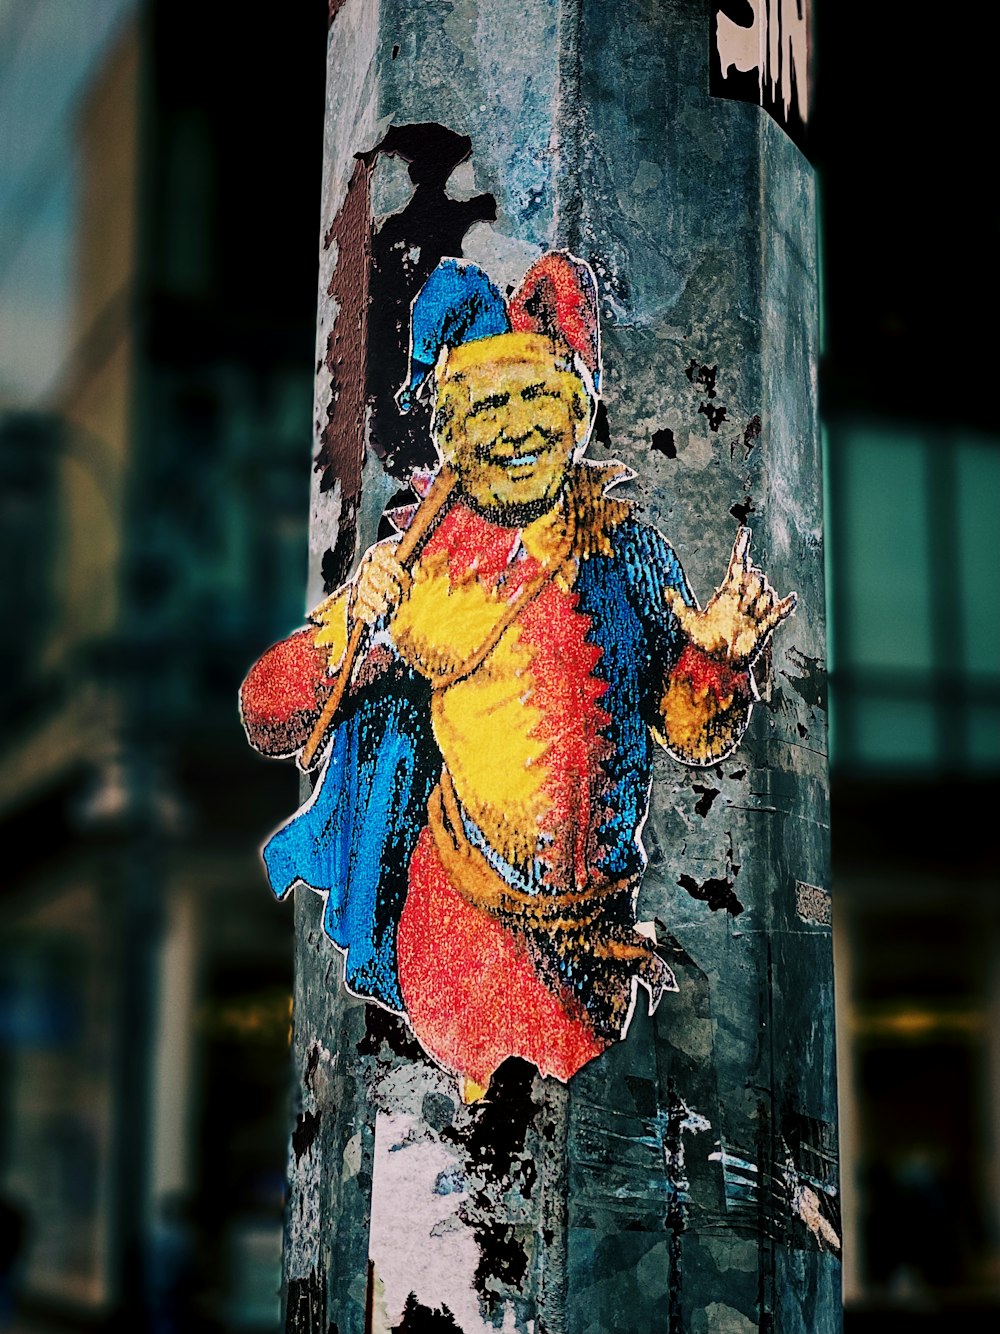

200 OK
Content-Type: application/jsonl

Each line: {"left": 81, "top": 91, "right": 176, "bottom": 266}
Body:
{"left": 838, "top": 428, "right": 934, "bottom": 673}
{"left": 966, "top": 706, "right": 1000, "bottom": 769}
{"left": 955, "top": 439, "right": 1000, "bottom": 679}
{"left": 849, "top": 694, "right": 937, "bottom": 769}
{"left": 0, "top": 0, "right": 139, "bottom": 406}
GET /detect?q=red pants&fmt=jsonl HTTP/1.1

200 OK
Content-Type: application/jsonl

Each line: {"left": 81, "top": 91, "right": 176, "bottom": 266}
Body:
{"left": 397, "top": 827, "right": 606, "bottom": 1086}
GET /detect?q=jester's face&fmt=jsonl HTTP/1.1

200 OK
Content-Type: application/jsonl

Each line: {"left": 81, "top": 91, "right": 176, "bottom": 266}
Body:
{"left": 433, "top": 332, "right": 592, "bottom": 518}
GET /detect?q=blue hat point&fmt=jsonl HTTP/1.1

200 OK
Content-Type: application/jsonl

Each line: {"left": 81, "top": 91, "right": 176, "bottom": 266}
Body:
{"left": 398, "top": 259, "right": 511, "bottom": 411}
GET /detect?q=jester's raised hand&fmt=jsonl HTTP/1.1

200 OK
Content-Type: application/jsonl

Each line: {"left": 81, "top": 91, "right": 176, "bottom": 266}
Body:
{"left": 664, "top": 527, "right": 796, "bottom": 668}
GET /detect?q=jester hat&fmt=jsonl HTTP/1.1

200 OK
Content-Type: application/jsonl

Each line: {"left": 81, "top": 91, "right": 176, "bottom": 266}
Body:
{"left": 397, "top": 250, "right": 602, "bottom": 413}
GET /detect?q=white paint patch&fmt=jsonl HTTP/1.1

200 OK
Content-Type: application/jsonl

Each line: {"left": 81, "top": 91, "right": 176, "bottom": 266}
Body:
{"left": 341, "top": 1131, "right": 363, "bottom": 1182}
{"left": 788, "top": 1178, "right": 841, "bottom": 1253}
{"left": 702, "top": 1301, "right": 758, "bottom": 1334}
{"left": 681, "top": 431, "right": 714, "bottom": 473}
{"left": 445, "top": 159, "right": 479, "bottom": 202}
{"left": 307, "top": 478, "right": 341, "bottom": 610}
{"left": 632, "top": 160, "right": 663, "bottom": 196}
{"left": 716, "top": 2, "right": 760, "bottom": 78}
{"left": 369, "top": 1111, "right": 518, "bottom": 1334}
{"left": 716, "top": 0, "right": 809, "bottom": 125}
{"left": 462, "top": 221, "right": 542, "bottom": 297}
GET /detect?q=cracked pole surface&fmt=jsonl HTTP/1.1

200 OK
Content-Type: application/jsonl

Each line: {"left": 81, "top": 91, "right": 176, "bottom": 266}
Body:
{"left": 283, "top": 2, "right": 838, "bottom": 1331}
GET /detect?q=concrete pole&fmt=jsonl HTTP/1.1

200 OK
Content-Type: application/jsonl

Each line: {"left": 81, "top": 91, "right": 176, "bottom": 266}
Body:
{"left": 280, "top": 3, "right": 837, "bottom": 1331}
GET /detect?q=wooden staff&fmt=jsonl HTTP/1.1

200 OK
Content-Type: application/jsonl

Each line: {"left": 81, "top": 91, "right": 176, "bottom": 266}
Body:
{"left": 298, "top": 465, "right": 457, "bottom": 771}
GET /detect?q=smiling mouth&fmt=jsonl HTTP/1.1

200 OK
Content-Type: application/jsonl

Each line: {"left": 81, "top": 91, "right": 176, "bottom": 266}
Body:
{"left": 479, "top": 429, "right": 560, "bottom": 472}
{"left": 477, "top": 446, "right": 542, "bottom": 470}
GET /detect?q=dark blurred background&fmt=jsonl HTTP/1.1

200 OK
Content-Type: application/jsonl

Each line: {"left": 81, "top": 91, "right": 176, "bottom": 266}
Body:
{"left": 0, "top": 2, "right": 996, "bottom": 1331}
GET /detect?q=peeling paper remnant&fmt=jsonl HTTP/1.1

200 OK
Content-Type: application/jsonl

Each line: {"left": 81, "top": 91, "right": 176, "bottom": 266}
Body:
{"left": 368, "top": 1111, "right": 520, "bottom": 1334}
{"left": 795, "top": 880, "right": 831, "bottom": 928}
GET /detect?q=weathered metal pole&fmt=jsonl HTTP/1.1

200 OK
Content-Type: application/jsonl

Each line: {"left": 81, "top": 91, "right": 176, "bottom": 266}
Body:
{"left": 273, "top": 2, "right": 837, "bottom": 1331}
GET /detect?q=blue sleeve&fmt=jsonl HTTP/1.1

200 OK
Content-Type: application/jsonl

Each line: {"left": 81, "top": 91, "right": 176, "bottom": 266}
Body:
{"left": 611, "top": 518, "right": 695, "bottom": 669}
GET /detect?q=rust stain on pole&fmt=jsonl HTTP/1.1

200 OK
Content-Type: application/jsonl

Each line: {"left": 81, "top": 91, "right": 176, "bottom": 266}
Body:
{"left": 318, "top": 156, "right": 371, "bottom": 590}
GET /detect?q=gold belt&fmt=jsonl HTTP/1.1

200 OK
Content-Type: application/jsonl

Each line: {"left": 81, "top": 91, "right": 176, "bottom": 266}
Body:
{"left": 426, "top": 768, "right": 654, "bottom": 966}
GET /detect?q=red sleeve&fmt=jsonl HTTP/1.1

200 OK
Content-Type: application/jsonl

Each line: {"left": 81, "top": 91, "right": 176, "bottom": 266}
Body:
{"left": 669, "top": 642, "right": 752, "bottom": 706}
{"left": 658, "top": 642, "right": 755, "bottom": 765}
{"left": 240, "top": 629, "right": 332, "bottom": 757}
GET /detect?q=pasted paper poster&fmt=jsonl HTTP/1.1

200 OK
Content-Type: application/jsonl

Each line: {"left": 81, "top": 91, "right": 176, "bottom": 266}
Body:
{"left": 241, "top": 249, "right": 794, "bottom": 1105}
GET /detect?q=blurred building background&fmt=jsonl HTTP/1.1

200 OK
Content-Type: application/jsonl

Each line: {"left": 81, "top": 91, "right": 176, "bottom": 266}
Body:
{"left": 0, "top": 2, "right": 324, "bottom": 1328}
{"left": 0, "top": 2, "right": 996, "bottom": 1331}
{"left": 816, "top": 4, "right": 1000, "bottom": 1328}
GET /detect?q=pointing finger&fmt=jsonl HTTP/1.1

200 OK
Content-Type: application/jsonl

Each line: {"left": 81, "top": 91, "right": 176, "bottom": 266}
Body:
{"left": 728, "top": 526, "right": 753, "bottom": 578}
{"left": 730, "top": 525, "right": 752, "bottom": 578}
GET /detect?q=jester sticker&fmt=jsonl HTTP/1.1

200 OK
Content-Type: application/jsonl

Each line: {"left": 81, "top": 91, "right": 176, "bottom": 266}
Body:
{"left": 241, "top": 252, "right": 795, "bottom": 1104}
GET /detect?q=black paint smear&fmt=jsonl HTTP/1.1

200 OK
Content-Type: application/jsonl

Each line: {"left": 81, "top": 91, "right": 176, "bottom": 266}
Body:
{"left": 592, "top": 400, "right": 612, "bottom": 449}
{"left": 440, "top": 1059, "right": 537, "bottom": 1297}
{"left": 473, "top": 1223, "right": 529, "bottom": 1292}
{"left": 667, "top": 1223, "right": 683, "bottom": 1334}
{"left": 731, "top": 413, "right": 761, "bottom": 462}
{"left": 304, "top": 1041, "right": 322, "bottom": 1093}
{"left": 698, "top": 401, "right": 727, "bottom": 432}
{"left": 355, "top": 1004, "right": 427, "bottom": 1063}
{"left": 322, "top": 525, "right": 355, "bottom": 594}
{"left": 520, "top": 1156, "right": 538, "bottom": 1199}
{"left": 625, "top": 1074, "right": 658, "bottom": 1119}
{"left": 677, "top": 872, "right": 744, "bottom": 917}
{"left": 441, "top": 1059, "right": 534, "bottom": 1189}
{"left": 729, "top": 767, "right": 746, "bottom": 781}
{"left": 360, "top": 124, "right": 497, "bottom": 479}
{"left": 729, "top": 496, "right": 755, "bottom": 524}
{"left": 292, "top": 1108, "right": 321, "bottom": 1163}
{"left": 386, "top": 485, "right": 417, "bottom": 509}
{"left": 743, "top": 413, "right": 761, "bottom": 454}
{"left": 782, "top": 648, "right": 828, "bottom": 712}
{"left": 692, "top": 783, "right": 720, "bottom": 818}
{"left": 393, "top": 1292, "right": 464, "bottom": 1332}
{"left": 796, "top": 722, "right": 808, "bottom": 738}
{"left": 286, "top": 1268, "right": 325, "bottom": 1334}
{"left": 684, "top": 359, "right": 718, "bottom": 398}
{"left": 663, "top": 1083, "right": 688, "bottom": 1233}
{"left": 651, "top": 426, "right": 677, "bottom": 458}
{"left": 715, "top": 1118, "right": 842, "bottom": 1256}
{"left": 377, "top": 485, "right": 421, "bottom": 541}
{"left": 781, "top": 1110, "right": 842, "bottom": 1251}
